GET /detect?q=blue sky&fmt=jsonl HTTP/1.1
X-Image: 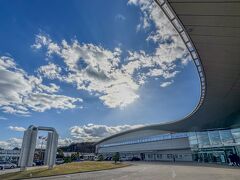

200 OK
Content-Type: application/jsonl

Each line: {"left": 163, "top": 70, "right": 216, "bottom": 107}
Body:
{"left": 0, "top": 0, "right": 200, "bottom": 149}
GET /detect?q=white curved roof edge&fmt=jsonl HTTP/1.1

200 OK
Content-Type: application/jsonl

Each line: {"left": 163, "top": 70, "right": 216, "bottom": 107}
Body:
{"left": 96, "top": 0, "right": 207, "bottom": 145}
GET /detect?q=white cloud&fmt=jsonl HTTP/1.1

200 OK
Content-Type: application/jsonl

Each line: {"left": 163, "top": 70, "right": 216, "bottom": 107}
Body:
{"left": 0, "top": 137, "right": 62, "bottom": 149}
{"left": 128, "top": 0, "right": 190, "bottom": 65}
{"left": 58, "top": 138, "right": 73, "bottom": 147}
{"left": 69, "top": 124, "right": 144, "bottom": 142}
{"left": 115, "top": 14, "right": 126, "bottom": 21}
{"left": 0, "top": 116, "right": 7, "bottom": 120}
{"left": 8, "top": 126, "right": 26, "bottom": 132}
{"left": 24, "top": 93, "right": 82, "bottom": 112}
{"left": 160, "top": 80, "right": 174, "bottom": 88}
{"left": 0, "top": 56, "right": 82, "bottom": 115}
{"left": 34, "top": 38, "right": 139, "bottom": 109}
{"left": 32, "top": 0, "right": 191, "bottom": 109}
{"left": 37, "top": 63, "right": 62, "bottom": 80}
{"left": 0, "top": 138, "right": 22, "bottom": 150}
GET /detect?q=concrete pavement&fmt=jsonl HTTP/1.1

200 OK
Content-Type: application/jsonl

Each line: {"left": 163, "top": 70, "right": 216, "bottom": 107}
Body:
{"left": 0, "top": 166, "right": 47, "bottom": 175}
{"left": 31, "top": 162, "right": 240, "bottom": 180}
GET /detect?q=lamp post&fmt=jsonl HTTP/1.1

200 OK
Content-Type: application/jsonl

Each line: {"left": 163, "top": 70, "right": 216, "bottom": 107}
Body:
{"left": 38, "top": 136, "right": 47, "bottom": 161}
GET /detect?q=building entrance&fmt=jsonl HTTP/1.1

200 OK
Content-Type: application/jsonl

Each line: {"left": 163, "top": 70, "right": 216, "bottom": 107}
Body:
{"left": 196, "top": 147, "right": 236, "bottom": 164}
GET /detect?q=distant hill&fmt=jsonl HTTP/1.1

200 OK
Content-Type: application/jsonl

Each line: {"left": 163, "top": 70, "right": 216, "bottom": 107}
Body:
{"left": 59, "top": 142, "right": 96, "bottom": 153}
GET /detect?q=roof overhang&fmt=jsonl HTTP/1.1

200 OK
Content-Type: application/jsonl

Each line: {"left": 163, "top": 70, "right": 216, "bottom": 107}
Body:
{"left": 96, "top": 0, "right": 240, "bottom": 145}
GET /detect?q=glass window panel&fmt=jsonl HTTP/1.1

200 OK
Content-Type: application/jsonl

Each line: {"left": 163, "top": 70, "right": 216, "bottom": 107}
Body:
{"left": 158, "top": 0, "right": 165, "bottom": 5}
{"left": 220, "top": 130, "right": 234, "bottom": 144}
{"left": 191, "top": 51, "right": 197, "bottom": 59}
{"left": 197, "top": 131, "right": 210, "bottom": 147}
{"left": 162, "top": 4, "right": 175, "bottom": 20}
{"left": 208, "top": 131, "right": 222, "bottom": 146}
{"left": 163, "top": 134, "right": 171, "bottom": 140}
{"left": 181, "top": 31, "right": 189, "bottom": 42}
{"left": 231, "top": 128, "right": 240, "bottom": 143}
{"left": 186, "top": 42, "right": 194, "bottom": 51}
{"left": 172, "top": 19, "right": 183, "bottom": 32}
{"left": 188, "top": 132, "right": 198, "bottom": 148}
{"left": 195, "top": 59, "right": 200, "bottom": 66}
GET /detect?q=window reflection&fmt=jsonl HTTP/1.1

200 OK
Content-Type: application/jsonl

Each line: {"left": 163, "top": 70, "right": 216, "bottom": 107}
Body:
{"left": 220, "top": 130, "right": 234, "bottom": 144}
{"left": 231, "top": 128, "right": 240, "bottom": 143}
{"left": 100, "top": 128, "right": 240, "bottom": 148}
{"left": 197, "top": 131, "right": 210, "bottom": 147}
{"left": 208, "top": 131, "right": 221, "bottom": 146}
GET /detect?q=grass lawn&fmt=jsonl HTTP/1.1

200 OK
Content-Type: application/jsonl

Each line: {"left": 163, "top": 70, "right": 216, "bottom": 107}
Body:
{"left": 0, "top": 161, "right": 129, "bottom": 180}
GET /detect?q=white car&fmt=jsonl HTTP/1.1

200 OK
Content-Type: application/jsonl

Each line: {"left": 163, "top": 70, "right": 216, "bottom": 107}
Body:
{"left": 55, "top": 158, "right": 64, "bottom": 165}
{"left": 0, "top": 161, "right": 17, "bottom": 170}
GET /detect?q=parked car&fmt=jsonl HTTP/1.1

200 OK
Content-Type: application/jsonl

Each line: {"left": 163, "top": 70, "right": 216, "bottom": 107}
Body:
{"left": 34, "top": 160, "right": 44, "bottom": 166}
{"left": 55, "top": 158, "right": 64, "bottom": 165}
{"left": 104, "top": 157, "right": 111, "bottom": 161}
{"left": 0, "top": 161, "right": 17, "bottom": 169}
{"left": 120, "top": 157, "right": 130, "bottom": 161}
{"left": 131, "top": 157, "right": 141, "bottom": 161}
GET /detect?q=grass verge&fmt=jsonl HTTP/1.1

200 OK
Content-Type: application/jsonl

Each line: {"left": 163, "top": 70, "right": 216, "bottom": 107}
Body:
{"left": 0, "top": 161, "right": 129, "bottom": 180}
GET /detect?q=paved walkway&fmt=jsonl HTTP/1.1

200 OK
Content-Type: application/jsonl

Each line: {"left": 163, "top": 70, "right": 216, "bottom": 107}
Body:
{"left": 31, "top": 162, "right": 240, "bottom": 180}
{"left": 0, "top": 166, "right": 47, "bottom": 175}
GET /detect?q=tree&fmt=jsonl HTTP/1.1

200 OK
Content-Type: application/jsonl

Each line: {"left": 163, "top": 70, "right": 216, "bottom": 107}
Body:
{"left": 97, "top": 154, "right": 104, "bottom": 161}
{"left": 71, "top": 153, "right": 79, "bottom": 161}
{"left": 112, "top": 152, "right": 120, "bottom": 164}
{"left": 64, "top": 156, "right": 72, "bottom": 163}
{"left": 57, "top": 149, "right": 64, "bottom": 158}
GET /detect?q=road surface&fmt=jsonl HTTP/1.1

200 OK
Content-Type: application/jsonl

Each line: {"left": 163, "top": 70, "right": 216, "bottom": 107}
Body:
{"left": 30, "top": 162, "right": 240, "bottom": 180}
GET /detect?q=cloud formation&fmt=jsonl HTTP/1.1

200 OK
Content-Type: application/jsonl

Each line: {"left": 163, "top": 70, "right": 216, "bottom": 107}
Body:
{"left": 115, "top": 14, "right": 126, "bottom": 21}
{"left": 0, "top": 56, "right": 82, "bottom": 115}
{"left": 33, "top": 0, "right": 190, "bottom": 109}
{"left": 0, "top": 116, "right": 7, "bottom": 120}
{"left": 0, "top": 137, "right": 73, "bottom": 149}
{"left": 0, "top": 138, "right": 22, "bottom": 149}
{"left": 0, "top": 124, "right": 144, "bottom": 149}
{"left": 70, "top": 124, "right": 144, "bottom": 142}
{"left": 160, "top": 80, "right": 174, "bottom": 88}
{"left": 58, "top": 138, "right": 73, "bottom": 147}
{"left": 8, "top": 126, "right": 26, "bottom": 132}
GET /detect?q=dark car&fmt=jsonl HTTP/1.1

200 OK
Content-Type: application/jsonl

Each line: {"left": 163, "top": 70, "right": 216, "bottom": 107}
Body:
{"left": 131, "top": 157, "right": 141, "bottom": 161}
{"left": 34, "top": 160, "right": 44, "bottom": 166}
{"left": 104, "top": 157, "right": 112, "bottom": 161}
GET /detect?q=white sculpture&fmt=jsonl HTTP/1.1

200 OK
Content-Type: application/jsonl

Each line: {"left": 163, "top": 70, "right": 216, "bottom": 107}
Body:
{"left": 18, "top": 125, "right": 59, "bottom": 171}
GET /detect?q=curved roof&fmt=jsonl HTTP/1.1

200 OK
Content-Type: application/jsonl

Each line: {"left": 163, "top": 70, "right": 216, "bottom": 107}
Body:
{"left": 97, "top": 0, "right": 240, "bottom": 144}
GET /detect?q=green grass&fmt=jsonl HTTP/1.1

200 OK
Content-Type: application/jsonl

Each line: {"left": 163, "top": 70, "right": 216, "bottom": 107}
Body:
{"left": 0, "top": 161, "right": 129, "bottom": 180}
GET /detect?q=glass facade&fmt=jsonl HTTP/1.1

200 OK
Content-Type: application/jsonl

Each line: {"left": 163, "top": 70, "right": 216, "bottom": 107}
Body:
{"left": 0, "top": 150, "right": 20, "bottom": 163}
{"left": 188, "top": 129, "right": 240, "bottom": 149}
{"left": 188, "top": 128, "right": 240, "bottom": 164}
{"left": 100, "top": 132, "right": 188, "bottom": 148}
{"left": 99, "top": 128, "right": 240, "bottom": 164}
